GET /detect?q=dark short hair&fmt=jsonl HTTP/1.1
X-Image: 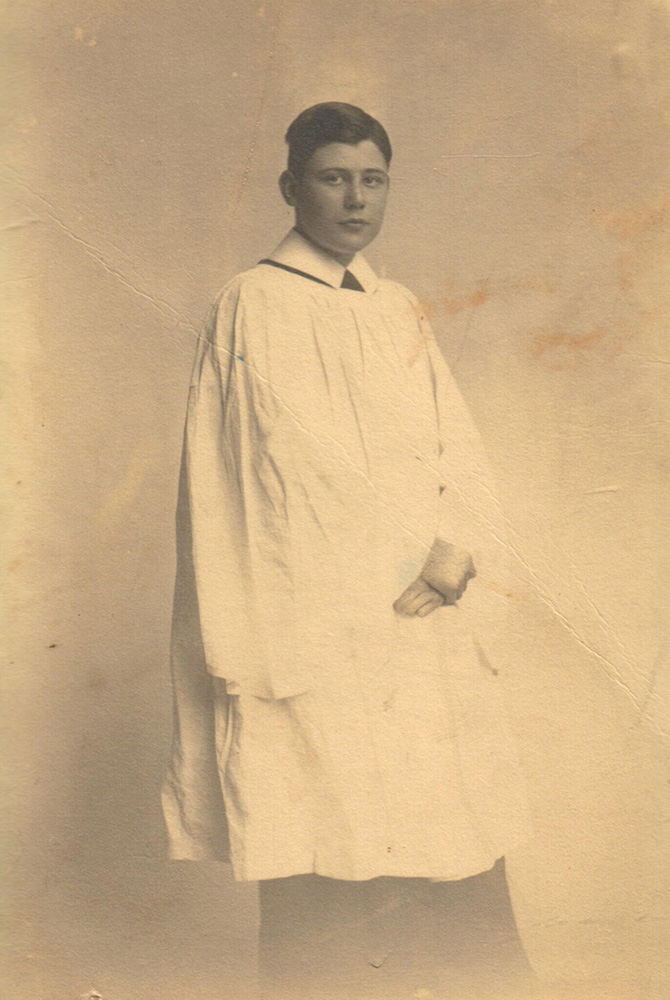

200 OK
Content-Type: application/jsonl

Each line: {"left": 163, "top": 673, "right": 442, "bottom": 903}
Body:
{"left": 285, "top": 103, "right": 392, "bottom": 178}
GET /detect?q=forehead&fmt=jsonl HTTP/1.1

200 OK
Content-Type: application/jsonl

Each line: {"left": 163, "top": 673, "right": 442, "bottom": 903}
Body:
{"left": 306, "top": 140, "right": 388, "bottom": 173}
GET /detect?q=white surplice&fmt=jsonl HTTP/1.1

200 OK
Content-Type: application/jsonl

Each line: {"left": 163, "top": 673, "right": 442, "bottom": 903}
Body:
{"left": 162, "top": 229, "right": 532, "bottom": 881}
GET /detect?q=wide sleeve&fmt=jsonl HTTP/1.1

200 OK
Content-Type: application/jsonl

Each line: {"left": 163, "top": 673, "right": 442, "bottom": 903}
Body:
{"left": 420, "top": 311, "right": 514, "bottom": 667}
{"left": 429, "top": 338, "right": 507, "bottom": 559}
{"left": 161, "top": 448, "right": 231, "bottom": 861}
{"left": 161, "top": 280, "right": 275, "bottom": 859}
{"left": 181, "top": 279, "right": 309, "bottom": 700}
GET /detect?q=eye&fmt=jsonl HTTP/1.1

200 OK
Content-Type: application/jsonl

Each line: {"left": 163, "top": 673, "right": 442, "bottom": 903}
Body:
{"left": 322, "top": 173, "right": 343, "bottom": 185}
{"left": 363, "top": 175, "right": 385, "bottom": 187}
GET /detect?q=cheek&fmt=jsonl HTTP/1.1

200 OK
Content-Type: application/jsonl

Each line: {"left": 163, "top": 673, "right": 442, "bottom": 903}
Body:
{"left": 371, "top": 193, "right": 388, "bottom": 220}
{"left": 305, "top": 192, "right": 339, "bottom": 222}
{"left": 306, "top": 181, "right": 335, "bottom": 202}
{"left": 298, "top": 187, "right": 328, "bottom": 221}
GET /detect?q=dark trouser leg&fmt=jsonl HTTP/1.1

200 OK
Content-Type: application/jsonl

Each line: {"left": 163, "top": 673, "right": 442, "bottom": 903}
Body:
{"left": 258, "top": 874, "right": 382, "bottom": 1000}
{"left": 258, "top": 861, "right": 535, "bottom": 1000}
{"left": 423, "top": 858, "right": 536, "bottom": 997}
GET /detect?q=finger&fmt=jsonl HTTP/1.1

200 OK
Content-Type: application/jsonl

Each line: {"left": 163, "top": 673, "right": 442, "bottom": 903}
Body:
{"left": 416, "top": 596, "right": 444, "bottom": 617}
{"left": 394, "top": 579, "right": 431, "bottom": 613}
{"left": 395, "top": 591, "right": 434, "bottom": 616}
{"left": 413, "top": 592, "right": 440, "bottom": 614}
{"left": 394, "top": 593, "right": 423, "bottom": 615}
{"left": 393, "top": 583, "right": 422, "bottom": 614}
{"left": 407, "top": 581, "right": 445, "bottom": 615}
{"left": 404, "top": 590, "right": 437, "bottom": 615}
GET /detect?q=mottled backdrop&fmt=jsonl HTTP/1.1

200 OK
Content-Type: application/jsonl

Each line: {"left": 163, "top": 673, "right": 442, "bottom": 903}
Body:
{"left": 3, "top": 1, "right": 669, "bottom": 997}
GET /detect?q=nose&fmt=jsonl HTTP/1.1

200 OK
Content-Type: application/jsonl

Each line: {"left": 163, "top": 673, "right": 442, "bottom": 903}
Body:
{"left": 344, "top": 179, "right": 365, "bottom": 209}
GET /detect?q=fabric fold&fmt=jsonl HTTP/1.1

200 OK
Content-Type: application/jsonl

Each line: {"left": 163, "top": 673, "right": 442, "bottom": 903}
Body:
{"left": 163, "top": 234, "right": 532, "bottom": 877}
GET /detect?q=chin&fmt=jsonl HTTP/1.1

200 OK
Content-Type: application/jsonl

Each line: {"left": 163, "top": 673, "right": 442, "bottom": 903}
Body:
{"left": 332, "top": 232, "right": 374, "bottom": 255}
{"left": 305, "top": 226, "right": 376, "bottom": 260}
{"left": 333, "top": 239, "right": 366, "bottom": 256}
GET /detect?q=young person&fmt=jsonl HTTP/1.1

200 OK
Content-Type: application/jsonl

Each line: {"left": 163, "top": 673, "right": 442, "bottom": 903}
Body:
{"left": 163, "top": 102, "right": 534, "bottom": 999}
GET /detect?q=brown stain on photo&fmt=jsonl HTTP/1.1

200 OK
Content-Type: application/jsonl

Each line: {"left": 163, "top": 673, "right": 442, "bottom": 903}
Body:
{"left": 509, "top": 277, "right": 557, "bottom": 295}
{"left": 416, "top": 273, "right": 559, "bottom": 328}
{"left": 440, "top": 281, "right": 490, "bottom": 317}
{"left": 528, "top": 326, "right": 615, "bottom": 371}
{"left": 530, "top": 326, "right": 607, "bottom": 359}
{"left": 593, "top": 198, "right": 669, "bottom": 242}
{"left": 416, "top": 280, "right": 490, "bottom": 323}
{"left": 528, "top": 323, "right": 638, "bottom": 371}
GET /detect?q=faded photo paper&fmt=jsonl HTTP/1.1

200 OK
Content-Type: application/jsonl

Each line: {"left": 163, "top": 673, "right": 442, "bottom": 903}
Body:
{"left": 3, "top": 2, "right": 669, "bottom": 999}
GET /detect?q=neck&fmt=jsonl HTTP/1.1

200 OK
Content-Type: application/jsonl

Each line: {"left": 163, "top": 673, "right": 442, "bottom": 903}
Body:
{"left": 293, "top": 227, "right": 355, "bottom": 268}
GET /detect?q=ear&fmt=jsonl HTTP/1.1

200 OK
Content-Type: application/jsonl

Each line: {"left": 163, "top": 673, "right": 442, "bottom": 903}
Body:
{"left": 279, "top": 169, "right": 299, "bottom": 207}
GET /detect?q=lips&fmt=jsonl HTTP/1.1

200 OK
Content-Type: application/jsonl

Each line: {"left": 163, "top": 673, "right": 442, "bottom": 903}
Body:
{"left": 339, "top": 219, "right": 369, "bottom": 227}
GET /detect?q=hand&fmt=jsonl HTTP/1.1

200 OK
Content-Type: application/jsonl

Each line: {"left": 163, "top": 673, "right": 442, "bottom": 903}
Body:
{"left": 417, "top": 539, "right": 476, "bottom": 605}
{"left": 393, "top": 577, "right": 445, "bottom": 617}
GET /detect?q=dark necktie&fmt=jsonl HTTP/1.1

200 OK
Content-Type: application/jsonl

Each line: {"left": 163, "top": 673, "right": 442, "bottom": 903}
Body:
{"left": 340, "top": 269, "right": 365, "bottom": 292}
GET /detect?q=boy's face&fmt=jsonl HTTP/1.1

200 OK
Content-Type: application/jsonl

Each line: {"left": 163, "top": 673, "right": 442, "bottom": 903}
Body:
{"left": 282, "top": 140, "right": 389, "bottom": 265}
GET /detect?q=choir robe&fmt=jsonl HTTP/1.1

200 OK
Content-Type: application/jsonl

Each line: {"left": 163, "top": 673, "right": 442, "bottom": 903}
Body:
{"left": 162, "top": 229, "right": 531, "bottom": 882}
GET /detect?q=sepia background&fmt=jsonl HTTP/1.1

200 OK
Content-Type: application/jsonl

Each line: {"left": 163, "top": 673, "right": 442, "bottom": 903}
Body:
{"left": 3, "top": 0, "right": 669, "bottom": 997}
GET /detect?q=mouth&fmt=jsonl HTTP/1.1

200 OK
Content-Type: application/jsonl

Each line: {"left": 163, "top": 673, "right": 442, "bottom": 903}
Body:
{"left": 339, "top": 219, "right": 369, "bottom": 228}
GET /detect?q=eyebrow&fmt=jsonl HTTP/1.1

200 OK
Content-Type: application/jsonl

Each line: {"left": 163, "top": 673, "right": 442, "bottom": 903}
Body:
{"left": 315, "top": 167, "right": 389, "bottom": 176}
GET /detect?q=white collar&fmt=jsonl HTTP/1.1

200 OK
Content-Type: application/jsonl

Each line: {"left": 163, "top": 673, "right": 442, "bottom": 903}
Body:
{"left": 264, "top": 228, "right": 379, "bottom": 293}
